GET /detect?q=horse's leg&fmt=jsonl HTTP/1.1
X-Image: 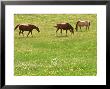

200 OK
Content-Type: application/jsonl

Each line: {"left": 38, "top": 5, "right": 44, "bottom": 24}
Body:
{"left": 27, "top": 31, "right": 30, "bottom": 37}
{"left": 86, "top": 26, "right": 88, "bottom": 31}
{"left": 31, "top": 31, "right": 33, "bottom": 37}
{"left": 60, "top": 29, "right": 62, "bottom": 36}
{"left": 66, "top": 30, "right": 67, "bottom": 36}
{"left": 19, "top": 30, "right": 21, "bottom": 35}
{"left": 79, "top": 26, "right": 81, "bottom": 29}
{"left": 22, "top": 31, "right": 24, "bottom": 37}
{"left": 56, "top": 28, "right": 59, "bottom": 36}
{"left": 88, "top": 26, "right": 89, "bottom": 30}
{"left": 80, "top": 26, "right": 82, "bottom": 31}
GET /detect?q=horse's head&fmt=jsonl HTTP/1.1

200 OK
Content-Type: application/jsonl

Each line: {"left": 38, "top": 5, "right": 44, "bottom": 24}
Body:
{"left": 68, "top": 24, "right": 74, "bottom": 35}
{"left": 35, "top": 26, "right": 40, "bottom": 32}
{"left": 75, "top": 27, "right": 78, "bottom": 31}
{"left": 70, "top": 27, "right": 74, "bottom": 35}
{"left": 75, "top": 21, "right": 80, "bottom": 32}
{"left": 31, "top": 25, "right": 40, "bottom": 32}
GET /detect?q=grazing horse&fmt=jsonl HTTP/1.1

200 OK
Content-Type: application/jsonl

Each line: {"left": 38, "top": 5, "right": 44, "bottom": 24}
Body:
{"left": 54, "top": 23, "right": 74, "bottom": 36}
{"left": 75, "top": 20, "right": 90, "bottom": 31}
{"left": 14, "top": 24, "right": 40, "bottom": 37}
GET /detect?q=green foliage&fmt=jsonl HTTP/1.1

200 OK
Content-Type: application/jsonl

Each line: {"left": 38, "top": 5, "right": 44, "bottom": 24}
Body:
{"left": 14, "top": 14, "right": 97, "bottom": 76}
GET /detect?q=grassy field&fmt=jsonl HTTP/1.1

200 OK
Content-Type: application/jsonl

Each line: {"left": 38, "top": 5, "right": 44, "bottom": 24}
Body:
{"left": 14, "top": 14, "right": 97, "bottom": 76}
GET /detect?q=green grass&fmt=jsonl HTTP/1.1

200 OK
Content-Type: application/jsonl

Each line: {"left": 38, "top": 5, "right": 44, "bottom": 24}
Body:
{"left": 14, "top": 14, "right": 97, "bottom": 76}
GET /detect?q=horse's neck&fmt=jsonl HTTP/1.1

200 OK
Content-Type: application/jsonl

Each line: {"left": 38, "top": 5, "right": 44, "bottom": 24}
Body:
{"left": 76, "top": 21, "right": 79, "bottom": 26}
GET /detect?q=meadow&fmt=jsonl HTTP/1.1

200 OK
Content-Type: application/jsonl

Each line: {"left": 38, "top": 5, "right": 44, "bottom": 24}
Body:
{"left": 14, "top": 14, "right": 97, "bottom": 76}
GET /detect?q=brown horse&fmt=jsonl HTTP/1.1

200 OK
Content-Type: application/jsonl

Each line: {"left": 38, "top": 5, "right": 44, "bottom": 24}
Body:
{"left": 14, "top": 24, "right": 40, "bottom": 37}
{"left": 54, "top": 23, "right": 74, "bottom": 36}
{"left": 75, "top": 20, "right": 90, "bottom": 31}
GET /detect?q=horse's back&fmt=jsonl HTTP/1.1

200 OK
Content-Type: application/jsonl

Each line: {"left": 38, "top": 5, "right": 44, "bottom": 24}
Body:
{"left": 77, "top": 20, "right": 90, "bottom": 26}
{"left": 19, "top": 24, "right": 32, "bottom": 31}
{"left": 20, "top": 24, "right": 29, "bottom": 26}
{"left": 56, "top": 23, "right": 73, "bottom": 29}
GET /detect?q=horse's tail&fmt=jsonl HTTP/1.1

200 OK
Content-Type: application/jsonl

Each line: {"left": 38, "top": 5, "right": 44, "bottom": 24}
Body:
{"left": 54, "top": 26, "right": 58, "bottom": 28}
{"left": 14, "top": 24, "right": 20, "bottom": 30}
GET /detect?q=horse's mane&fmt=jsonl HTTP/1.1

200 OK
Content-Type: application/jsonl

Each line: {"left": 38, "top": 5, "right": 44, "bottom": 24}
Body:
{"left": 68, "top": 23, "right": 73, "bottom": 28}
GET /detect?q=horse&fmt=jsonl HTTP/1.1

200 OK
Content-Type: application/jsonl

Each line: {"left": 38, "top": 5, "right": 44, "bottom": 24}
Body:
{"left": 54, "top": 23, "right": 74, "bottom": 36}
{"left": 75, "top": 20, "right": 90, "bottom": 31}
{"left": 14, "top": 24, "right": 40, "bottom": 37}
